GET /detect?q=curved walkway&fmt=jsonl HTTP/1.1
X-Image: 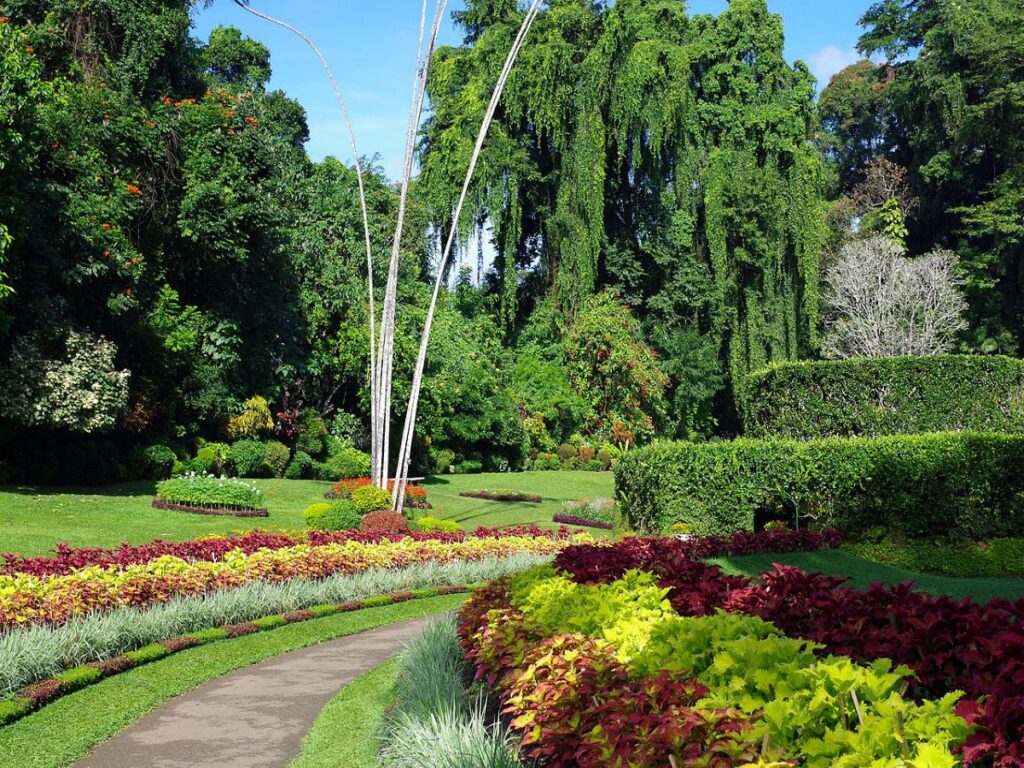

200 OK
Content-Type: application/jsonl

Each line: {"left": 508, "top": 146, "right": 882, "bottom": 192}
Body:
{"left": 74, "top": 616, "right": 431, "bottom": 768}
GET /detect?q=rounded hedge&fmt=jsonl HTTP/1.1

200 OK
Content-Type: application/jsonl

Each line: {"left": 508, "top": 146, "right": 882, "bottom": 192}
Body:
{"left": 615, "top": 432, "right": 1024, "bottom": 538}
{"left": 229, "top": 439, "right": 268, "bottom": 477}
{"left": 352, "top": 485, "right": 393, "bottom": 515}
{"left": 741, "top": 355, "right": 1024, "bottom": 439}
{"left": 303, "top": 500, "right": 362, "bottom": 531}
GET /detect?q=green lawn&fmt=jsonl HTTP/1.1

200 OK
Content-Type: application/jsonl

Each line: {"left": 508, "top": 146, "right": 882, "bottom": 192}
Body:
{"left": 711, "top": 549, "right": 1024, "bottom": 602}
{"left": 0, "top": 471, "right": 614, "bottom": 556}
{"left": 0, "top": 594, "right": 466, "bottom": 768}
{"left": 291, "top": 659, "right": 398, "bottom": 768}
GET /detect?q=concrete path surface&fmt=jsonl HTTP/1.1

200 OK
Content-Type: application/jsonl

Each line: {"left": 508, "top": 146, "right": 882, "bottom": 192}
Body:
{"left": 74, "top": 616, "right": 432, "bottom": 768}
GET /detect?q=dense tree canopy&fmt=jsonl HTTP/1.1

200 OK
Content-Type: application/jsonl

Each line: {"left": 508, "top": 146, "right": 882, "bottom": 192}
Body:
{"left": 419, "top": 0, "right": 824, "bottom": 433}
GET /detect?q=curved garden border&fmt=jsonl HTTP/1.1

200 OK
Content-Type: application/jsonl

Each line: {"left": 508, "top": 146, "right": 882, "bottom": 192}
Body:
{"left": 552, "top": 513, "right": 614, "bottom": 530}
{"left": 151, "top": 499, "right": 269, "bottom": 518}
{"left": 0, "top": 585, "right": 472, "bottom": 727}
{"left": 459, "top": 490, "right": 543, "bottom": 503}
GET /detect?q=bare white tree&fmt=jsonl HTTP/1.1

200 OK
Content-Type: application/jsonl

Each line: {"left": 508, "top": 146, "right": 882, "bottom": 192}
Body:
{"left": 822, "top": 236, "right": 968, "bottom": 359}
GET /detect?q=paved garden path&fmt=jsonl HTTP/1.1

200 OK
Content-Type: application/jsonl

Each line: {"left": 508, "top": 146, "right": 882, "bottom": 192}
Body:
{"left": 74, "top": 616, "right": 432, "bottom": 768}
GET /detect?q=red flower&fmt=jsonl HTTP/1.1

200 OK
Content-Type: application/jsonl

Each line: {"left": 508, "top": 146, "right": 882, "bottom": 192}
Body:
{"left": 126, "top": 184, "right": 143, "bottom": 196}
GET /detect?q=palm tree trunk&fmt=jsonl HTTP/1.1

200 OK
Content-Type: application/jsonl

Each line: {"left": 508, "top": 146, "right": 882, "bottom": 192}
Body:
{"left": 393, "top": 0, "right": 545, "bottom": 513}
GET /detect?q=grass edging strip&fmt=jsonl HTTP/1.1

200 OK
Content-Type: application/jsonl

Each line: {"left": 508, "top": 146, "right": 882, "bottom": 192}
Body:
{"left": 290, "top": 658, "right": 399, "bottom": 768}
{"left": 0, "top": 594, "right": 467, "bottom": 768}
{"left": 0, "top": 585, "right": 476, "bottom": 729}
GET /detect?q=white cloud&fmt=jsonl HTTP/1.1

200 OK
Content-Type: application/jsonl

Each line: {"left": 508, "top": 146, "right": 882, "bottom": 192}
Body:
{"left": 807, "top": 45, "right": 860, "bottom": 87}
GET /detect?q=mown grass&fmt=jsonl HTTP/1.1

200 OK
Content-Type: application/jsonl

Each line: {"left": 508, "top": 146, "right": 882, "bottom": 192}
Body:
{"left": 0, "top": 471, "right": 614, "bottom": 556}
{"left": 711, "top": 549, "right": 1024, "bottom": 602}
{"left": 0, "top": 594, "right": 466, "bottom": 768}
{"left": 291, "top": 659, "right": 398, "bottom": 768}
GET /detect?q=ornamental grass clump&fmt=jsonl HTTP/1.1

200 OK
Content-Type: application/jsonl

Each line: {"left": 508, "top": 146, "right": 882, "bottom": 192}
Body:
{"left": 155, "top": 473, "right": 264, "bottom": 512}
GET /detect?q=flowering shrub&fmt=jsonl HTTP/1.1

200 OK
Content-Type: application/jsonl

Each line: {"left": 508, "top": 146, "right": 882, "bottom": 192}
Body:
{"left": 326, "top": 477, "right": 429, "bottom": 506}
{"left": 155, "top": 473, "right": 263, "bottom": 510}
{"left": 459, "top": 489, "right": 543, "bottom": 503}
{"left": 0, "top": 535, "right": 577, "bottom": 630}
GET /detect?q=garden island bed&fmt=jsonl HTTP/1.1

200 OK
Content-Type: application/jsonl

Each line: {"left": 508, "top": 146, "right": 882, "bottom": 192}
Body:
{"left": 459, "top": 489, "right": 543, "bottom": 503}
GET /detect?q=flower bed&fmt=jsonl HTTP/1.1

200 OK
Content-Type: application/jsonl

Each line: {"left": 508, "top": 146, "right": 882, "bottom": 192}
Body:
{"left": 323, "top": 476, "right": 429, "bottom": 507}
{"left": 519, "top": 536, "right": 1022, "bottom": 765}
{"left": 553, "top": 498, "right": 616, "bottom": 530}
{"left": 459, "top": 489, "right": 543, "bottom": 503}
{"left": 459, "top": 545, "right": 980, "bottom": 767}
{"left": 0, "top": 533, "right": 586, "bottom": 631}
{"left": 551, "top": 513, "right": 613, "bottom": 530}
{"left": 0, "top": 525, "right": 574, "bottom": 579}
{"left": 155, "top": 474, "right": 264, "bottom": 514}
{"left": 151, "top": 499, "right": 269, "bottom": 517}
{"left": 0, "top": 585, "right": 475, "bottom": 727}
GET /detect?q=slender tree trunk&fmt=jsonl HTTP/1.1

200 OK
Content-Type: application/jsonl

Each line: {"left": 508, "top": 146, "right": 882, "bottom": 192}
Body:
{"left": 232, "top": 1, "right": 379, "bottom": 477}
{"left": 373, "top": 0, "right": 449, "bottom": 489}
{"left": 393, "top": 0, "right": 545, "bottom": 513}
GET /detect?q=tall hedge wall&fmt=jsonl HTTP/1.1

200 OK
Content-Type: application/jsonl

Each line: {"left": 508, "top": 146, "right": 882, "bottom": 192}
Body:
{"left": 615, "top": 432, "right": 1024, "bottom": 538}
{"left": 740, "top": 355, "right": 1024, "bottom": 439}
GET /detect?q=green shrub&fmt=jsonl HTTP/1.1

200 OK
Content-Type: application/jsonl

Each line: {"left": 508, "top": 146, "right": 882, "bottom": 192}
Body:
{"left": 156, "top": 474, "right": 264, "bottom": 510}
{"left": 362, "top": 595, "right": 394, "bottom": 608}
{"left": 309, "top": 604, "right": 340, "bottom": 617}
{"left": 53, "top": 665, "right": 102, "bottom": 692}
{"left": 125, "top": 643, "right": 170, "bottom": 664}
{"left": 844, "top": 537, "right": 1024, "bottom": 578}
{"left": 304, "top": 500, "right": 362, "bottom": 531}
{"left": 252, "top": 615, "right": 287, "bottom": 631}
{"left": 0, "top": 697, "right": 32, "bottom": 725}
{"left": 141, "top": 444, "right": 177, "bottom": 480}
{"left": 616, "top": 432, "right": 1024, "bottom": 537}
{"left": 352, "top": 485, "right": 393, "bottom": 514}
{"left": 295, "top": 408, "right": 329, "bottom": 458}
{"left": 741, "top": 355, "right": 1024, "bottom": 439}
{"left": 415, "top": 516, "right": 461, "bottom": 533}
{"left": 262, "top": 440, "right": 291, "bottom": 478}
{"left": 230, "top": 439, "right": 268, "bottom": 477}
{"left": 428, "top": 447, "right": 456, "bottom": 475}
{"left": 284, "top": 450, "right": 313, "bottom": 480}
{"left": 325, "top": 445, "right": 371, "bottom": 479}
{"left": 532, "top": 452, "right": 560, "bottom": 471}
{"left": 196, "top": 442, "right": 231, "bottom": 475}
{"left": 190, "top": 628, "right": 230, "bottom": 644}
{"left": 452, "top": 459, "right": 483, "bottom": 474}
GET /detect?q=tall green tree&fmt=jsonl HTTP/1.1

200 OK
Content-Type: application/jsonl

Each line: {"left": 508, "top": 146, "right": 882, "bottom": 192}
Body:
{"left": 418, "top": 0, "right": 824, "bottom": 432}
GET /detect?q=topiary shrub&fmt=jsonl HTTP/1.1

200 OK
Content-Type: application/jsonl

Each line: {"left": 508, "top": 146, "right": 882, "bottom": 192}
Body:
{"left": 141, "top": 444, "right": 176, "bottom": 480}
{"left": 741, "top": 355, "right": 1024, "bottom": 439}
{"left": 284, "top": 451, "right": 313, "bottom": 480}
{"left": 295, "top": 408, "right": 329, "bottom": 458}
{"left": 359, "top": 510, "right": 410, "bottom": 535}
{"left": 229, "top": 439, "right": 268, "bottom": 477}
{"left": 262, "top": 440, "right": 291, "bottom": 478}
{"left": 304, "top": 500, "right": 362, "bottom": 531}
{"left": 325, "top": 445, "right": 371, "bottom": 479}
{"left": 352, "top": 485, "right": 393, "bottom": 514}
{"left": 616, "top": 432, "right": 1024, "bottom": 538}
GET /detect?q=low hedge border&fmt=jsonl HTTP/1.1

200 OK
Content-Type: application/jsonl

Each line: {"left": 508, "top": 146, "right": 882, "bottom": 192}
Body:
{"left": 616, "top": 431, "right": 1024, "bottom": 537}
{"left": 459, "top": 490, "right": 543, "bottom": 503}
{"left": 151, "top": 499, "right": 269, "bottom": 518}
{"left": 0, "top": 584, "right": 475, "bottom": 728}
{"left": 552, "top": 514, "right": 614, "bottom": 531}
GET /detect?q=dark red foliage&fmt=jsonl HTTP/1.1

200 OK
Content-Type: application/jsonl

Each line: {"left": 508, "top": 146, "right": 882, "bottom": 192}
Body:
{"left": 88, "top": 656, "right": 135, "bottom": 676}
{"left": 150, "top": 500, "right": 269, "bottom": 517}
{"left": 282, "top": 610, "right": 316, "bottom": 623}
{"left": 358, "top": 510, "right": 410, "bottom": 535}
{"left": 222, "top": 622, "right": 259, "bottom": 637}
{"left": 160, "top": 636, "right": 201, "bottom": 652}
{"left": 389, "top": 591, "right": 416, "bottom": 603}
{"left": 0, "top": 530, "right": 298, "bottom": 577}
{"left": 436, "top": 584, "right": 470, "bottom": 595}
{"left": 556, "top": 536, "right": 1024, "bottom": 766}
{"left": 551, "top": 513, "right": 614, "bottom": 530}
{"left": 336, "top": 600, "right": 365, "bottom": 612}
{"left": 19, "top": 678, "right": 63, "bottom": 705}
{"left": 459, "top": 490, "right": 543, "bottom": 503}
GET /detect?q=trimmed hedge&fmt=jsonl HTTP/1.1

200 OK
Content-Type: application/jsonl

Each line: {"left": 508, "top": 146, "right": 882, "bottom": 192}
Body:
{"left": 741, "top": 355, "right": 1024, "bottom": 439}
{"left": 616, "top": 432, "right": 1024, "bottom": 537}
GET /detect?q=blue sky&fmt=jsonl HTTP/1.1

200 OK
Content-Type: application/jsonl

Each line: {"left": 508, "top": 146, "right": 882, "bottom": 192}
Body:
{"left": 193, "top": 1, "right": 870, "bottom": 180}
